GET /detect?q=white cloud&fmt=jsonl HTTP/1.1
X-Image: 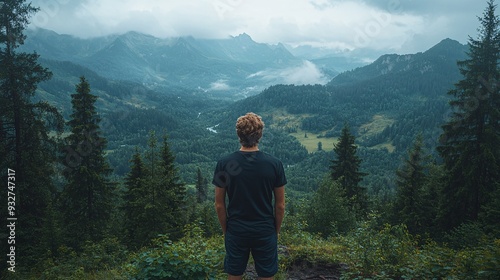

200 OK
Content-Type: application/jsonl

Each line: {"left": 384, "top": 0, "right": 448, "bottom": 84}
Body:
{"left": 29, "top": 0, "right": 486, "bottom": 54}
{"left": 209, "top": 80, "right": 231, "bottom": 91}
{"left": 248, "top": 61, "right": 329, "bottom": 85}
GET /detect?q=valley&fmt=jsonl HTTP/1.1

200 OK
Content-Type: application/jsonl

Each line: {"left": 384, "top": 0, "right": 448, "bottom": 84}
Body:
{"left": 24, "top": 29, "right": 469, "bottom": 196}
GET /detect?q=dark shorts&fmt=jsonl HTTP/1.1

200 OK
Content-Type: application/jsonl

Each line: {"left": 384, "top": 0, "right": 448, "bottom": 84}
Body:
{"left": 224, "top": 231, "right": 278, "bottom": 277}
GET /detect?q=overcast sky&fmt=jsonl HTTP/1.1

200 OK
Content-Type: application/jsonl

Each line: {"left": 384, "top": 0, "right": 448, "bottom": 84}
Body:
{"left": 29, "top": 0, "right": 487, "bottom": 55}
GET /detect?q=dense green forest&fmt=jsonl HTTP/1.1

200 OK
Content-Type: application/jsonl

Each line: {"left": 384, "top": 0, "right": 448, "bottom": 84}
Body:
{"left": 1, "top": 0, "right": 500, "bottom": 279}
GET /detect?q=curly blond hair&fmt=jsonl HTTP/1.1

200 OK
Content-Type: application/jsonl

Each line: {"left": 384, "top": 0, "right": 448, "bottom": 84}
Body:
{"left": 236, "top": 112, "right": 264, "bottom": 148}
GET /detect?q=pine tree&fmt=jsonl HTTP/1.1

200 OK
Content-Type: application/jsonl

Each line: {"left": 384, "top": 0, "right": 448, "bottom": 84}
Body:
{"left": 394, "top": 134, "right": 428, "bottom": 234}
{"left": 421, "top": 164, "right": 446, "bottom": 236}
{"left": 0, "top": 0, "right": 63, "bottom": 265}
{"left": 330, "top": 123, "right": 368, "bottom": 216}
{"left": 305, "top": 178, "right": 354, "bottom": 236}
{"left": 480, "top": 184, "right": 500, "bottom": 236}
{"left": 437, "top": 0, "right": 500, "bottom": 231}
{"left": 195, "top": 167, "right": 208, "bottom": 203}
{"left": 122, "top": 148, "right": 146, "bottom": 248}
{"left": 141, "top": 131, "right": 186, "bottom": 241}
{"left": 60, "top": 76, "right": 114, "bottom": 248}
{"left": 143, "top": 130, "right": 161, "bottom": 238}
{"left": 158, "top": 132, "right": 186, "bottom": 238}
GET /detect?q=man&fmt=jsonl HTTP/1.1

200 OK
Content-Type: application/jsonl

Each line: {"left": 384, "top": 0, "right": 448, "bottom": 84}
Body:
{"left": 213, "top": 112, "right": 286, "bottom": 280}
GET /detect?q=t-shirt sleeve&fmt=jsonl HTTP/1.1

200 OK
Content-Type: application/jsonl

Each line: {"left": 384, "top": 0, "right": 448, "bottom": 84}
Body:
{"left": 275, "top": 161, "right": 287, "bottom": 188}
{"left": 212, "top": 160, "right": 227, "bottom": 188}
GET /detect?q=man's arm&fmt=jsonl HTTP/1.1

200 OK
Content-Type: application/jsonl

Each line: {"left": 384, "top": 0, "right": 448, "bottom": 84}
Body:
{"left": 214, "top": 186, "right": 227, "bottom": 234}
{"left": 274, "top": 186, "right": 286, "bottom": 235}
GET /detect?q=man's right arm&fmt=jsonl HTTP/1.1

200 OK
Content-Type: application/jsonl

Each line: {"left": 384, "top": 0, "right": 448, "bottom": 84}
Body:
{"left": 214, "top": 186, "right": 227, "bottom": 235}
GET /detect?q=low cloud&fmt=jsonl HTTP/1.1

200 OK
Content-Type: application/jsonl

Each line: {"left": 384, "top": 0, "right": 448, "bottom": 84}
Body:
{"left": 209, "top": 79, "right": 231, "bottom": 91}
{"left": 248, "top": 61, "right": 329, "bottom": 85}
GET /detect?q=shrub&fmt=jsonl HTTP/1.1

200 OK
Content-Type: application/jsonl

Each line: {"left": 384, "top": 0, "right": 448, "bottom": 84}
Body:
{"left": 399, "top": 239, "right": 500, "bottom": 280}
{"left": 35, "top": 238, "right": 128, "bottom": 280}
{"left": 442, "top": 222, "right": 486, "bottom": 249}
{"left": 126, "top": 222, "right": 225, "bottom": 280}
{"left": 336, "top": 220, "right": 417, "bottom": 279}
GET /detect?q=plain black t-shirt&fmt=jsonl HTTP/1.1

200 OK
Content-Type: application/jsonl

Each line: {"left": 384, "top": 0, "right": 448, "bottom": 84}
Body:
{"left": 212, "top": 151, "right": 287, "bottom": 238}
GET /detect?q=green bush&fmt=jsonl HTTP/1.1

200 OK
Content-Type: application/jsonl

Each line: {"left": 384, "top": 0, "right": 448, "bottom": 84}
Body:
{"left": 443, "top": 222, "right": 486, "bottom": 249}
{"left": 0, "top": 238, "right": 127, "bottom": 279}
{"left": 337, "top": 221, "right": 417, "bottom": 279}
{"left": 333, "top": 219, "right": 500, "bottom": 280}
{"left": 400, "top": 239, "right": 500, "bottom": 280}
{"left": 126, "top": 222, "right": 225, "bottom": 280}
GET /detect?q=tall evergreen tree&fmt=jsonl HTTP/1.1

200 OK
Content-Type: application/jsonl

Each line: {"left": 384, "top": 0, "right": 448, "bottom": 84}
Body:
{"left": 437, "top": 0, "right": 500, "bottom": 231}
{"left": 141, "top": 131, "right": 186, "bottom": 241}
{"left": 0, "top": 0, "right": 63, "bottom": 265}
{"left": 330, "top": 123, "right": 368, "bottom": 216}
{"left": 195, "top": 167, "right": 208, "bottom": 203}
{"left": 394, "top": 134, "right": 428, "bottom": 234}
{"left": 143, "top": 130, "right": 161, "bottom": 238}
{"left": 60, "top": 76, "right": 114, "bottom": 248}
{"left": 158, "top": 132, "right": 186, "bottom": 238}
{"left": 122, "top": 148, "right": 146, "bottom": 248}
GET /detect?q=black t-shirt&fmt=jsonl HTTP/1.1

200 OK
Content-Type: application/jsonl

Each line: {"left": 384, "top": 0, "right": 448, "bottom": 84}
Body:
{"left": 212, "top": 151, "right": 287, "bottom": 237}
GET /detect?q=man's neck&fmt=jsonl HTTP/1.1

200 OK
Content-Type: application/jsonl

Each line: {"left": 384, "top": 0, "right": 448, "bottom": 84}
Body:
{"left": 240, "top": 145, "right": 259, "bottom": 152}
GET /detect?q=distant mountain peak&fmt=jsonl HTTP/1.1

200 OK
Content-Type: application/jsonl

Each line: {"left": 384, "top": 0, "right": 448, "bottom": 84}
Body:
{"left": 122, "top": 30, "right": 145, "bottom": 36}
{"left": 424, "top": 38, "right": 465, "bottom": 56}
{"left": 436, "top": 38, "right": 462, "bottom": 46}
{"left": 232, "top": 33, "right": 253, "bottom": 42}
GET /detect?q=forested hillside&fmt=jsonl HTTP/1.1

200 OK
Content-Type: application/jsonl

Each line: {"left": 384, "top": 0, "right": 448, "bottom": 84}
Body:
{"left": 1, "top": 0, "right": 500, "bottom": 279}
{"left": 202, "top": 38, "right": 468, "bottom": 196}
{"left": 33, "top": 36, "right": 467, "bottom": 197}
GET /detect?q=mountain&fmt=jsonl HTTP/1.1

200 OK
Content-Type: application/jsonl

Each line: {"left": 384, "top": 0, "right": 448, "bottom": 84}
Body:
{"left": 22, "top": 28, "right": 347, "bottom": 99}
{"left": 23, "top": 31, "right": 470, "bottom": 193}
{"left": 328, "top": 38, "right": 467, "bottom": 87}
{"left": 202, "top": 38, "right": 468, "bottom": 192}
{"left": 212, "top": 38, "right": 467, "bottom": 132}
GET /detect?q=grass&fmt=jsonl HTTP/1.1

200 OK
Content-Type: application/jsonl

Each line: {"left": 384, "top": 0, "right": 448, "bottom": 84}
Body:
{"left": 264, "top": 109, "right": 396, "bottom": 153}
{"left": 370, "top": 142, "right": 396, "bottom": 153}
{"left": 290, "top": 128, "right": 337, "bottom": 153}
{"left": 357, "top": 114, "right": 394, "bottom": 140}
{"left": 262, "top": 108, "right": 337, "bottom": 153}
{"left": 358, "top": 114, "right": 396, "bottom": 153}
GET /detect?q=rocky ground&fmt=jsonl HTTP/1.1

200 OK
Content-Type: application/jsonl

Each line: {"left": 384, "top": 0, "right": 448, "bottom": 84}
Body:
{"left": 243, "top": 246, "right": 345, "bottom": 279}
{"left": 244, "top": 260, "right": 343, "bottom": 279}
{"left": 282, "top": 261, "right": 343, "bottom": 280}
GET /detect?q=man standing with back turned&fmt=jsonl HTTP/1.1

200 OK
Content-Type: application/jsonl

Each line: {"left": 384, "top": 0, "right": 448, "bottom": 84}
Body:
{"left": 213, "top": 112, "right": 286, "bottom": 280}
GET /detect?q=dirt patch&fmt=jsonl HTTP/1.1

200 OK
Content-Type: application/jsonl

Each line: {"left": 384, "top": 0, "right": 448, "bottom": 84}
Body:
{"left": 285, "top": 260, "right": 343, "bottom": 280}
{"left": 242, "top": 245, "right": 345, "bottom": 279}
{"left": 244, "top": 259, "right": 344, "bottom": 280}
